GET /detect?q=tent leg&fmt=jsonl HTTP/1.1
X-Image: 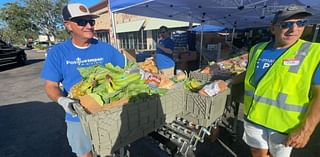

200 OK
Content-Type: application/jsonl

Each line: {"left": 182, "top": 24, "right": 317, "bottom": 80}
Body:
{"left": 199, "top": 26, "right": 204, "bottom": 68}
{"left": 312, "top": 24, "right": 319, "bottom": 42}
{"left": 109, "top": 0, "right": 119, "bottom": 49}
{"left": 231, "top": 27, "right": 235, "bottom": 46}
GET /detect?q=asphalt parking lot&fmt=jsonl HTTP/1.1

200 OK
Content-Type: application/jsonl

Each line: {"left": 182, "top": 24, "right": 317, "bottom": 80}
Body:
{"left": 0, "top": 49, "right": 319, "bottom": 157}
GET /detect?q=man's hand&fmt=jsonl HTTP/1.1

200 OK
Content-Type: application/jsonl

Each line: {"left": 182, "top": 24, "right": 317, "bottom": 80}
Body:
{"left": 157, "top": 43, "right": 173, "bottom": 54}
{"left": 57, "top": 97, "right": 78, "bottom": 116}
{"left": 286, "top": 85, "right": 320, "bottom": 148}
{"left": 286, "top": 126, "right": 312, "bottom": 148}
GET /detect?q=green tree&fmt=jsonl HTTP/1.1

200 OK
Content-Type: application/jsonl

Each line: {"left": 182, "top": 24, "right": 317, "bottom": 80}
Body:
{"left": 23, "top": 0, "right": 68, "bottom": 43}
{"left": 56, "top": 29, "right": 69, "bottom": 41}
{"left": 0, "top": 26, "right": 16, "bottom": 43}
{"left": 0, "top": 2, "right": 37, "bottom": 44}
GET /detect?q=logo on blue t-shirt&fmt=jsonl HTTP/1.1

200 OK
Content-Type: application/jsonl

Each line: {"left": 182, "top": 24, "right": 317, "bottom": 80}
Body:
{"left": 251, "top": 44, "right": 286, "bottom": 86}
{"left": 66, "top": 57, "right": 104, "bottom": 66}
{"left": 256, "top": 58, "right": 274, "bottom": 70}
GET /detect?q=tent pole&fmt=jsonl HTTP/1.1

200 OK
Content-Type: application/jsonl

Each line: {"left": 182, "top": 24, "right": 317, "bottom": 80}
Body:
{"left": 199, "top": 24, "right": 204, "bottom": 68}
{"left": 231, "top": 27, "right": 235, "bottom": 45}
{"left": 225, "top": 30, "right": 228, "bottom": 42}
{"left": 109, "top": 0, "right": 118, "bottom": 49}
{"left": 312, "top": 24, "right": 319, "bottom": 42}
{"left": 111, "top": 13, "right": 118, "bottom": 49}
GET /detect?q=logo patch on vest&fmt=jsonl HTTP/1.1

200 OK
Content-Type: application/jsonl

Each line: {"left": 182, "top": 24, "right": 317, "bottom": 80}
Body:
{"left": 283, "top": 58, "right": 300, "bottom": 66}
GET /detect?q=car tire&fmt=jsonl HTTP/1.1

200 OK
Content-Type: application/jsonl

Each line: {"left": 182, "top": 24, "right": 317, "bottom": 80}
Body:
{"left": 16, "top": 51, "right": 27, "bottom": 65}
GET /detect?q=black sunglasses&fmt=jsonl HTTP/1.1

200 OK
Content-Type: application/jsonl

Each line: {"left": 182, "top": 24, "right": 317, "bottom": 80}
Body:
{"left": 278, "top": 20, "right": 307, "bottom": 29}
{"left": 71, "top": 19, "right": 95, "bottom": 27}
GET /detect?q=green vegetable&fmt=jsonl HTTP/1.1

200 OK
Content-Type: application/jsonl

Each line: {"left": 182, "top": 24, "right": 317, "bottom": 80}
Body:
{"left": 73, "top": 63, "right": 168, "bottom": 106}
{"left": 88, "top": 93, "right": 104, "bottom": 106}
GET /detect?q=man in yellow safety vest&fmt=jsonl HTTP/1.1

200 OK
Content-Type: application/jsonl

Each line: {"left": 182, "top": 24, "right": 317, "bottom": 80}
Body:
{"left": 242, "top": 5, "right": 320, "bottom": 157}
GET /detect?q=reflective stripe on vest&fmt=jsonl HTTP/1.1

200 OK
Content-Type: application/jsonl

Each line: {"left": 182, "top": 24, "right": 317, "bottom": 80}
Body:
{"left": 245, "top": 90, "right": 308, "bottom": 112}
{"left": 288, "top": 41, "right": 312, "bottom": 73}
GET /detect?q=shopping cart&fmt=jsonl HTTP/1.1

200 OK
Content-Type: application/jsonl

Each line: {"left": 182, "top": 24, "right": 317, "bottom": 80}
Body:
{"left": 152, "top": 87, "right": 231, "bottom": 156}
{"left": 72, "top": 83, "right": 185, "bottom": 157}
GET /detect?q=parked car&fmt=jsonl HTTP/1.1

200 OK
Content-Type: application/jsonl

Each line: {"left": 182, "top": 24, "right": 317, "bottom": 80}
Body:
{"left": 0, "top": 39, "right": 27, "bottom": 65}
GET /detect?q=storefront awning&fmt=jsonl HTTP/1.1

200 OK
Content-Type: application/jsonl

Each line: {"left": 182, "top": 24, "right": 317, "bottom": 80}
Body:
{"left": 144, "top": 18, "right": 194, "bottom": 31}
{"left": 116, "top": 19, "right": 145, "bottom": 33}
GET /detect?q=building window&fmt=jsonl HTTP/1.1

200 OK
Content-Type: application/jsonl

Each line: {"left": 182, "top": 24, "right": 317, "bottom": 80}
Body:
{"left": 96, "top": 31, "right": 109, "bottom": 43}
{"left": 118, "top": 31, "right": 147, "bottom": 50}
{"left": 151, "top": 30, "right": 158, "bottom": 49}
{"left": 140, "top": 31, "right": 147, "bottom": 50}
{"left": 128, "top": 33, "right": 134, "bottom": 49}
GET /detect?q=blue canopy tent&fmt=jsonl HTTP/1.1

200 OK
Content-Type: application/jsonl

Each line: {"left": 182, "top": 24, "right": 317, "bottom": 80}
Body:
{"left": 109, "top": 0, "right": 320, "bottom": 66}
{"left": 110, "top": 0, "right": 320, "bottom": 29}
{"left": 191, "top": 24, "right": 225, "bottom": 32}
{"left": 191, "top": 24, "right": 225, "bottom": 66}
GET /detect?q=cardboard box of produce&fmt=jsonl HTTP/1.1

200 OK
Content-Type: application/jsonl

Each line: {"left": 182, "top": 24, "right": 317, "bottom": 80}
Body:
{"left": 79, "top": 95, "right": 129, "bottom": 114}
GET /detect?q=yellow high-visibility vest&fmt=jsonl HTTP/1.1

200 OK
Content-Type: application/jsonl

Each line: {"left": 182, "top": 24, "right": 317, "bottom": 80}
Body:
{"left": 244, "top": 39, "right": 320, "bottom": 133}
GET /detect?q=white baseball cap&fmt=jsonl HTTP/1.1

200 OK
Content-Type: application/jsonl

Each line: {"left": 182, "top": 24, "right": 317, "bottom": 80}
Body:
{"left": 62, "top": 3, "right": 99, "bottom": 20}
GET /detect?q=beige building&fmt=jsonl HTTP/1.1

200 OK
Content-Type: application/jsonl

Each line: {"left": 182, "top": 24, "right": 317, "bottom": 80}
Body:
{"left": 90, "top": 1, "right": 195, "bottom": 52}
{"left": 89, "top": 1, "right": 113, "bottom": 44}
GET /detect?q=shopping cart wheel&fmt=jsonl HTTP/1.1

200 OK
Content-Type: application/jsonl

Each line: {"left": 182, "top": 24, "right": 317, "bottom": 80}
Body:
{"left": 173, "top": 152, "right": 184, "bottom": 157}
{"left": 114, "top": 146, "right": 130, "bottom": 157}
{"left": 174, "top": 150, "right": 196, "bottom": 157}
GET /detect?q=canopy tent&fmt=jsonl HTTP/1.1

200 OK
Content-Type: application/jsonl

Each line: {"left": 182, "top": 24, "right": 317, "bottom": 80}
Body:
{"left": 109, "top": 0, "right": 320, "bottom": 66}
{"left": 191, "top": 24, "right": 225, "bottom": 66}
{"left": 191, "top": 24, "right": 225, "bottom": 32}
{"left": 110, "top": 0, "right": 320, "bottom": 29}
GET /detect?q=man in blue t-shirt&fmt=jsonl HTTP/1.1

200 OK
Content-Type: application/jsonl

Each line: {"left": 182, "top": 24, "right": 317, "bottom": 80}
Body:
{"left": 40, "top": 3, "right": 124, "bottom": 157}
{"left": 155, "top": 26, "right": 175, "bottom": 78}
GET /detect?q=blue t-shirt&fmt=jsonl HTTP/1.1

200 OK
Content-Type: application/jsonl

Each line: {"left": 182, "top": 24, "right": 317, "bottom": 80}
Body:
{"left": 250, "top": 43, "right": 320, "bottom": 87}
{"left": 155, "top": 37, "right": 175, "bottom": 69}
{"left": 41, "top": 38, "right": 125, "bottom": 122}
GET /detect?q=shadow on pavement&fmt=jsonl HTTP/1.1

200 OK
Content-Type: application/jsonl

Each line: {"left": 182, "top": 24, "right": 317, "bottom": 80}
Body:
{"left": 220, "top": 121, "right": 250, "bottom": 157}
{"left": 0, "top": 59, "right": 44, "bottom": 72}
{"left": 0, "top": 101, "right": 75, "bottom": 157}
{"left": 27, "top": 59, "right": 45, "bottom": 65}
{"left": 1, "top": 101, "right": 319, "bottom": 157}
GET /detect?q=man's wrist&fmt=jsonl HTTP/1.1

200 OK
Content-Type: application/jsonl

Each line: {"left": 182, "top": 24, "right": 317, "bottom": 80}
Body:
{"left": 57, "top": 96, "right": 67, "bottom": 106}
{"left": 297, "top": 118, "right": 316, "bottom": 138}
{"left": 57, "top": 96, "right": 77, "bottom": 116}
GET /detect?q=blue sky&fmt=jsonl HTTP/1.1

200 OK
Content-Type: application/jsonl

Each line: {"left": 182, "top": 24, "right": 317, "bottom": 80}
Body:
{"left": 0, "top": 0, "right": 104, "bottom": 8}
{"left": 69, "top": 0, "right": 104, "bottom": 7}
